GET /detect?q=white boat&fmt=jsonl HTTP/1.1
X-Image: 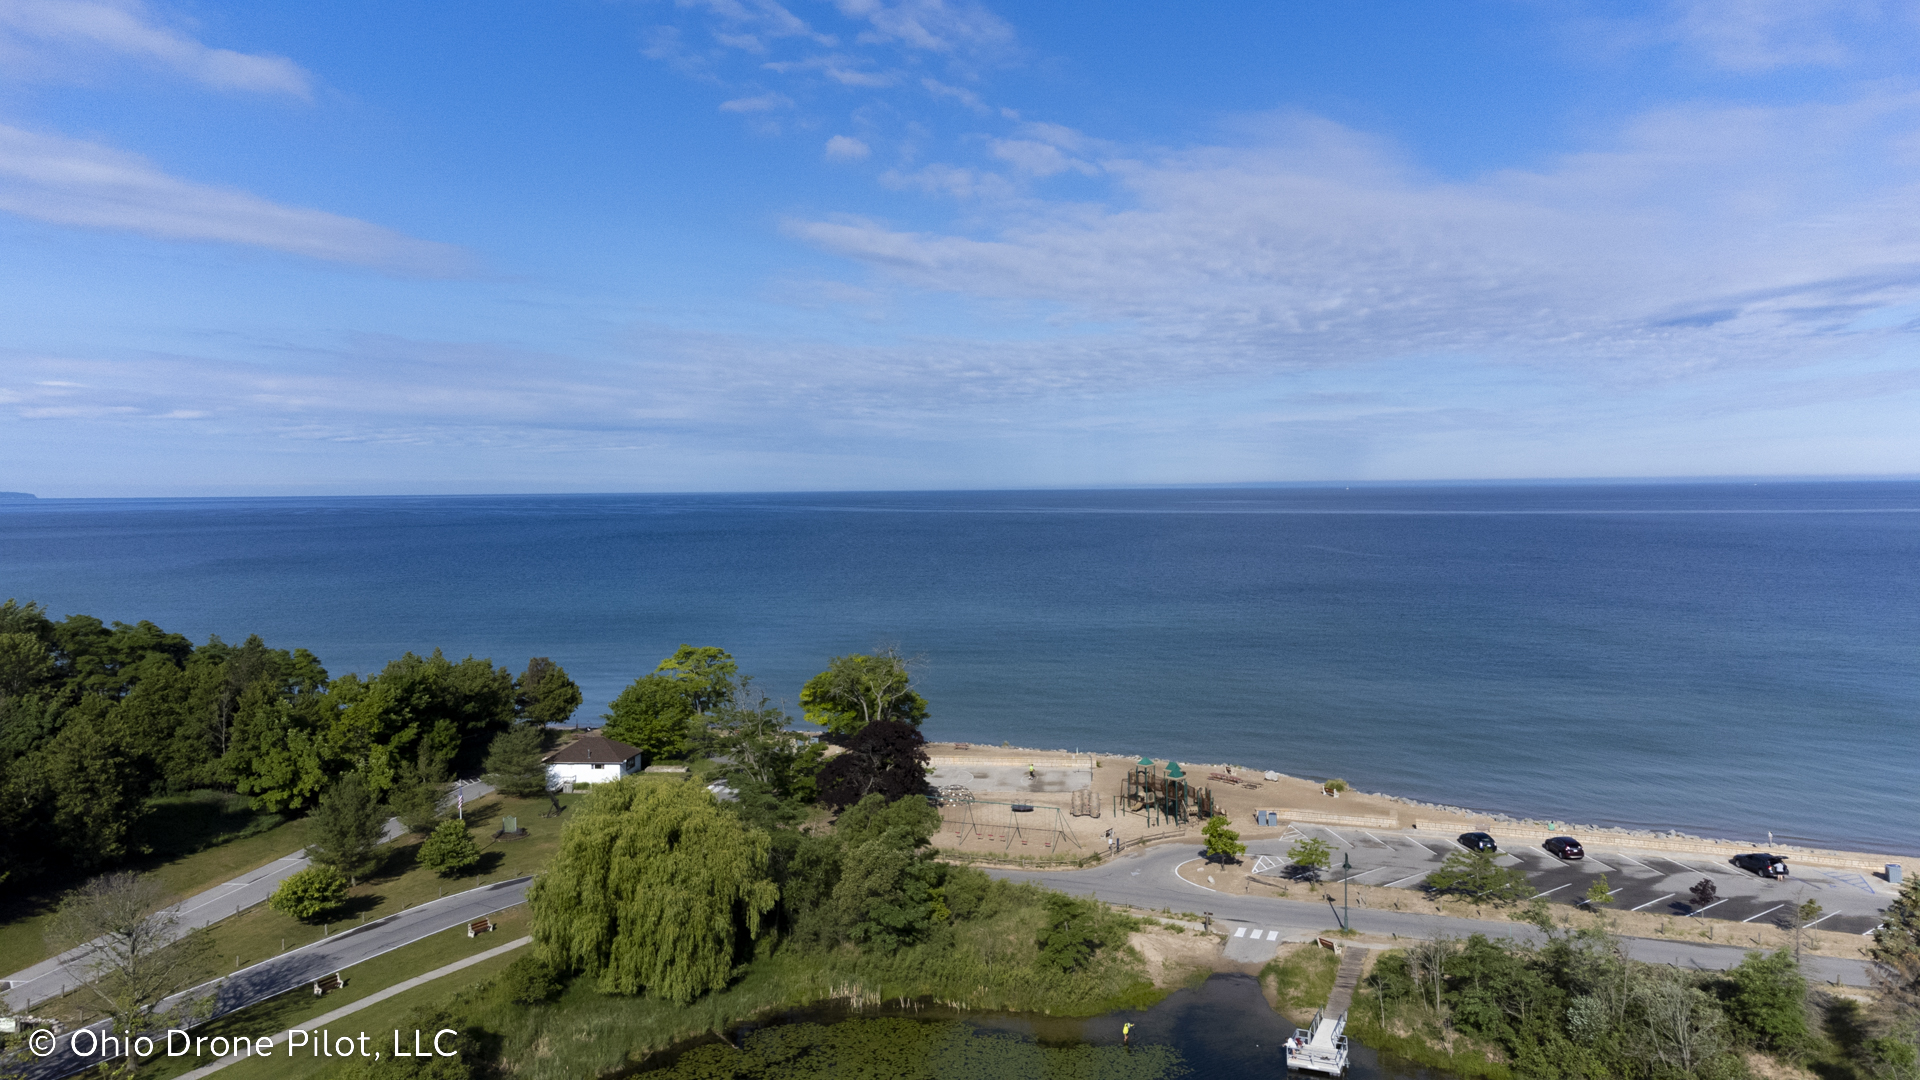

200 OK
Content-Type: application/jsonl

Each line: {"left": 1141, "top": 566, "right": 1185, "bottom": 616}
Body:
{"left": 1283, "top": 1009, "right": 1349, "bottom": 1074}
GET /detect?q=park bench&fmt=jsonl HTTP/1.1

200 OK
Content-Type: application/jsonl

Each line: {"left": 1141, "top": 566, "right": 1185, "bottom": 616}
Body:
{"left": 467, "top": 916, "right": 494, "bottom": 938}
{"left": 1209, "top": 772, "right": 1240, "bottom": 785}
{"left": 313, "top": 972, "right": 346, "bottom": 996}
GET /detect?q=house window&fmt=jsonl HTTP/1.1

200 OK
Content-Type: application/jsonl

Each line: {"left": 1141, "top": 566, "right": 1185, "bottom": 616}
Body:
{"left": 594, "top": 763, "right": 606, "bottom": 770}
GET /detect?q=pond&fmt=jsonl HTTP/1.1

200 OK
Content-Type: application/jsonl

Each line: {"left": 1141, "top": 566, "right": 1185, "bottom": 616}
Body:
{"left": 631, "top": 974, "right": 1449, "bottom": 1079}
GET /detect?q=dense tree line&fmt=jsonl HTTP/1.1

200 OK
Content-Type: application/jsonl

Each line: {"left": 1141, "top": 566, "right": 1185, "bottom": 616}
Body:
{"left": 0, "top": 598, "right": 580, "bottom": 892}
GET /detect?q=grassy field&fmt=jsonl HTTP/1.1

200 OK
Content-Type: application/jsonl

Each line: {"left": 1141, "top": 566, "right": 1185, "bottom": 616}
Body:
{"left": 134, "top": 906, "right": 533, "bottom": 1080}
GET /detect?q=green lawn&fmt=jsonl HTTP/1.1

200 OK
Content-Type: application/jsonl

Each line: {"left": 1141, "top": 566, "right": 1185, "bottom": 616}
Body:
{"left": 28, "top": 790, "right": 583, "bottom": 1026}
{"left": 0, "top": 810, "right": 307, "bottom": 978}
{"left": 136, "top": 906, "right": 532, "bottom": 1080}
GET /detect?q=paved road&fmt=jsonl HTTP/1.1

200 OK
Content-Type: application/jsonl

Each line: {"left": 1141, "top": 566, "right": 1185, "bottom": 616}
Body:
{"left": 3, "top": 819, "right": 414, "bottom": 1013}
{"left": 991, "top": 844, "right": 1876, "bottom": 987}
{"left": 15, "top": 877, "right": 531, "bottom": 1080}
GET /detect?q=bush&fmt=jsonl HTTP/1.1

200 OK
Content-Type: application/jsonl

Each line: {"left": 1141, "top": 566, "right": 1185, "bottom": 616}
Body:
{"left": 268, "top": 865, "right": 348, "bottom": 922}
{"left": 498, "top": 954, "right": 562, "bottom": 1004}
{"left": 418, "top": 820, "right": 481, "bottom": 877}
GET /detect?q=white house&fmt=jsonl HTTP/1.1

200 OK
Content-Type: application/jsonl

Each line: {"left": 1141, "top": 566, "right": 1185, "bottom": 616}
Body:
{"left": 543, "top": 733, "right": 643, "bottom": 789}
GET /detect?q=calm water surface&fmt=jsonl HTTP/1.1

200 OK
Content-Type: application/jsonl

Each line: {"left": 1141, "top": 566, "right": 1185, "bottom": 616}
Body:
{"left": 1, "top": 482, "right": 1914, "bottom": 853}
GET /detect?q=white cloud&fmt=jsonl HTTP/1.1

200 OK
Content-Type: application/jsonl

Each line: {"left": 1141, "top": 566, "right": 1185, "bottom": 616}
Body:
{"left": 1667, "top": 0, "right": 1867, "bottom": 70}
{"left": 824, "top": 134, "right": 871, "bottom": 160}
{"left": 0, "top": 0, "right": 311, "bottom": 96}
{"left": 787, "top": 98, "right": 1920, "bottom": 384}
{"left": 921, "top": 76, "right": 988, "bottom": 112}
{"left": 719, "top": 91, "right": 794, "bottom": 111}
{"left": 831, "top": 0, "right": 1013, "bottom": 53}
{"left": 0, "top": 124, "right": 468, "bottom": 273}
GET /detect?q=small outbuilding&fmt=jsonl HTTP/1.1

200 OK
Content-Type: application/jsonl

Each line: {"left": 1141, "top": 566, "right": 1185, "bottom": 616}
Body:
{"left": 544, "top": 733, "right": 644, "bottom": 789}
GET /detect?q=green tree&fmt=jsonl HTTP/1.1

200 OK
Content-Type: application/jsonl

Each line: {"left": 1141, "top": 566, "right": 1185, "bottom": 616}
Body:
{"left": 418, "top": 820, "right": 481, "bottom": 877}
{"left": 483, "top": 723, "right": 551, "bottom": 798}
{"left": 1202, "top": 815, "right": 1246, "bottom": 864}
{"left": 1426, "top": 849, "right": 1534, "bottom": 905}
{"left": 798, "top": 647, "right": 928, "bottom": 737}
{"left": 1287, "top": 836, "right": 1333, "bottom": 882}
{"left": 1723, "top": 949, "right": 1808, "bottom": 1050}
{"left": 1869, "top": 876, "right": 1920, "bottom": 1058}
{"left": 306, "top": 771, "right": 386, "bottom": 884}
{"left": 1035, "top": 892, "right": 1131, "bottom": 972}
{"left": 1583, "top": 874, "right": 1617, "bottom": 909}
{"left": 827, "top": 794, "right": 946, "bottom": 951}
{"left": 268, "top": 865, "right": 349, "bottom": 922}
{"left": 529, "top": 776, "right": 777, "bottom": 1002}
{"left": 514, "top": 657, "right": 583, "bottom": 727}
{"left": 602, "top": 646, "right": 738, "bottom": 760}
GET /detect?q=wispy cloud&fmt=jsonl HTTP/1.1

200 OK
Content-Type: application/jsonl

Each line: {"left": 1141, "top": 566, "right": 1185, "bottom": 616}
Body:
{"left": 787, "top": 97, "right": 1920, "bottom": 384}
{"left": 824, "top": 134, "right": 870, "bottom": 159}
{"left": 719, "top": 91, "right": 794, "bottom": 112}
{"left": 0, "top": 124, "right": 468, "bottom": 273}
{"left": 0, "top": 0, "right": 312, "bottom": 96}
{"left": 831, "top": 0, "right": 1013, "bottom": 53}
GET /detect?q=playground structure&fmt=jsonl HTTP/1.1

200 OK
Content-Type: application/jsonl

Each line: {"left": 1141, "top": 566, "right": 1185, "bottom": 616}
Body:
{"left": 937, "top": 793, "right": 1084, "bottom": 852}
{"left": 1116, "top": 757, "right": 1217, "bottom": 827}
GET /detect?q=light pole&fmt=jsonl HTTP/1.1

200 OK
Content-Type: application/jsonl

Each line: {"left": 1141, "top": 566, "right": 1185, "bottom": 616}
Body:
{"left": 1342, "top": 851, "right": 1352, "bottom": 932}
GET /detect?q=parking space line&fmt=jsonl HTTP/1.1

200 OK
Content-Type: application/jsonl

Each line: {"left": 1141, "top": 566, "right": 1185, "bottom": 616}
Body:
{"left": 1531, "top": 883, "right": 1571, "bottom": 898}
{"left": 1342, "top": 866, "right": 1393, "bottom": 883}
{"left": 1401, "top": 835, "right": 1435, "bottom": 854}
{"left": 1320, "top": 827, "right": 1352, "bottom": 848}
{"left": 1654, "top": 856, "right": 1701, "bottom": 873}
{"left": 1385, "top": 872, "right": 1430, "bottom": 888}
{"left": 1806, "top": 911, "right": 1842, "bottom": 928}
{"left": 1741, "top": 904, "right": 1785, "bottom": 924}
{"left": 1362, "top": 831, "right": 1395, "bottom": 849}
{"left": 1629, "top": 893, "right": 1676, "bottom": 912}
{"left": 1863, "top": 924, "right": 1884, "bottom": 937}
{"left": 1604, "top": 852, "right": 1655, "bottom": 870}
{"left": 1686, "top": 898, "right": 1729, "bottom": 917}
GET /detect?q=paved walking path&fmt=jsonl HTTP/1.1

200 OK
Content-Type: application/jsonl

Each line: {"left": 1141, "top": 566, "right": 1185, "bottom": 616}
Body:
{"left": 172, "top": 936, "right": 531, "bottom": 1080}
{"left": 990, "top": 844, "right": 1876, "bottom": 987}
{"left": 14, "top": 877, "right": 531, "bottom": 1080}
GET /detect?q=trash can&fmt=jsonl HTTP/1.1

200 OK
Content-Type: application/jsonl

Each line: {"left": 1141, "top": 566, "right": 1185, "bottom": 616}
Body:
{"left": 1890, "top": 864, "right": 1904, "bottom": 885}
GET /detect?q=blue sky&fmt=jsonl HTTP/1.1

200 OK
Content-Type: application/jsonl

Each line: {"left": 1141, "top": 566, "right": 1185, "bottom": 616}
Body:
{"left": 4, "top": 0, "right": 1920, "bottom": 495}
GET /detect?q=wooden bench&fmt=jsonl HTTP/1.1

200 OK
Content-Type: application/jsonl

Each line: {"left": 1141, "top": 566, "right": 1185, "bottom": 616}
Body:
{"left": 313, "top": 972, "right": 346, "bottom": 996}
{"left": 1208, "top": 772, "right": 1241, "bottom": 785}
{"left": 467, "top": 916, "right": 493, "bottom": 938}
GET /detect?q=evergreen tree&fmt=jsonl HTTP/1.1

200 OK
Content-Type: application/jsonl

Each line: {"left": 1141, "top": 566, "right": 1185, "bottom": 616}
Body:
{"left": 514, "top": 658, "right": 583, "bottom": 727}
{"left": 306, "top": 772, "right": 385, "bottom": 884}
{"left": 418, "top": 820, "right": 481, "bottom": 877}
{"left": 528, "top": 777, "right": 776, "bottom": 1003}
{"left": 483, "top": 724, "right": 551, "bottom": 798}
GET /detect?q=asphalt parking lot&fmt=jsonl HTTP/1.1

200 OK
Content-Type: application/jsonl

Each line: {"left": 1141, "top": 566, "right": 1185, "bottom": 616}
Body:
{"left": 1246, "top": 823, "right": 1891, "bottom": 936}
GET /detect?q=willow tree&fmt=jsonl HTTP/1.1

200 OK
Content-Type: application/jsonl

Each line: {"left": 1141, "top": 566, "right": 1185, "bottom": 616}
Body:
{"left": 528, "top": 777, "right": 777, "bottom": 1003}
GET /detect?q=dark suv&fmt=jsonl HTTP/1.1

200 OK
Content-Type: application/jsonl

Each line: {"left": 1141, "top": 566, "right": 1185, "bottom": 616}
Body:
{"left": 1458, "top": 832, "right": 1498, "bottom": 852}
{"left": 1731, "top": 853, "right": 1789, "bottom": 878}
{"left": 1544, "top": 836, "right": 1585, "bottom": 860}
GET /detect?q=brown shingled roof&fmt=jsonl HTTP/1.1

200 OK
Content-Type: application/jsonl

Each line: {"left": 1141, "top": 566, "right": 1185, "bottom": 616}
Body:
{"left": 542, "top": 733, "right": 642, "bottom": 765}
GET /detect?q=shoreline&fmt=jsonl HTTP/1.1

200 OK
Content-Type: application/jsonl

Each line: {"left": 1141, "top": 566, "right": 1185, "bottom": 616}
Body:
{"left": 926, "top": 741, "right": 1917, "bottom": 874}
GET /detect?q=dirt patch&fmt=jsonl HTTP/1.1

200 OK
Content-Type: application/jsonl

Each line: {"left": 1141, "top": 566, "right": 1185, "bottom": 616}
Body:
{"left": 1745, "top": 1051, "right": 1820, "bottom": 1080}
{"left": 1127, "top": 924, "right": 1245, "bottom": 986}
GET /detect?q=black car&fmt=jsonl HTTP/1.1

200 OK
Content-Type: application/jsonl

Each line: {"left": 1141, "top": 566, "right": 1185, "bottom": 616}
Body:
{"left": 1732, "top": 852, "right": 1789, "bottom": 878}
{"left": 1459, "top": 831, "right": 1498, "bottom": 852}
{"left": 1544, "top": 836, "right": 1585, "bottom": 860}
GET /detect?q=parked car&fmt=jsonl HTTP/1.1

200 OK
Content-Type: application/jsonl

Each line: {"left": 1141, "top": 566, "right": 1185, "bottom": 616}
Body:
{"left": 1459, "top": 831, "right": 1498, "bottom": 852}
{"left": 1544, "top": 836, "right": 1585, "bottom": 860}
{"left": 1731, "top": 852, "right": 1790, "bottom": 878}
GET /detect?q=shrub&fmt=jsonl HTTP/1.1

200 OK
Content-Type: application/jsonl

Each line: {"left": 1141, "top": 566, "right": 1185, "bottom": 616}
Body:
{"left": 498, "top": 954, "right": 562, "bottom": 1004}
{"left": 418, "top": 820, "right": 481, "bottom": 877}
{"left": 269, "top": 865, "right": 348, "bottom": 922}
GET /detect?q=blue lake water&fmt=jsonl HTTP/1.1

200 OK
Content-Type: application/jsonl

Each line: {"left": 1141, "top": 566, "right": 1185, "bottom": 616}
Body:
{"left": 1, "top": 482, "right": 1914, "bottom": 854}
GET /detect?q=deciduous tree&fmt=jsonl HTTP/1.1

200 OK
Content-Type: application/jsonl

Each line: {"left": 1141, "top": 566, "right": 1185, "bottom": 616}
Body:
{"left": 1287, "top": 837, "right": 1333, "bottom": 882}
{"left": 528, "top": 777, "right": 776, "bottom": 1003}
{"left": 1426, "top": 849, "right": 1533, "bottom": 905}
{"left": 1202, "top": 815, "right": 1246, "bottom": 864}
{"left": 815, "top": 719, "right": 930, "bottom": 810}
{"left": 268, "top": 865, "right": 348, "bottom": 922}
{"left": 47, "top": 872, "right": 213, "bottom": 1063}
{"left": 798, "top": 648, "right": 927, "bottom": 737}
